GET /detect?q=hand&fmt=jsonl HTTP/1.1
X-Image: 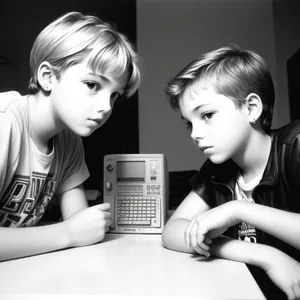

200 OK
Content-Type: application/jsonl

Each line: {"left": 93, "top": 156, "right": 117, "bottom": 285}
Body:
{"left": 64, "top": 203, "right": 112, "bottom": 247}
{"left": 184, "top": 201, "right": 240, "bottom": 256}
{"left": 261, "top": 249, "right": 300, "bottom": 300}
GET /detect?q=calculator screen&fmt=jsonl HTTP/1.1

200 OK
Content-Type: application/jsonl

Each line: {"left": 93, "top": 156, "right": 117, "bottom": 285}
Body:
{"left": 117, "top": 161, "right": 145, "bottom": 182}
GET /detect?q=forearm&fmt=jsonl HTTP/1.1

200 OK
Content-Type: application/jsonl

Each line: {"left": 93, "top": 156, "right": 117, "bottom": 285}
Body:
{"left": 234, "top": 201, "right": 300, "bottom": 250}
{"left": 162, "top": 218, "right": 277, "bottom": 270}
{"left": 210, "top": 235, "right": 280, "bottom": 269}
{"left": 59, "top": 184, "right": 89, "bottom": 220}
{"left": 162, "top": 217, "right": 282, "bottom": 271}
{"left": 162, "top": 218, "right": 196, "bottom": 254}
{"left": 0, "top": 222, "right": 71, "bottom": 262}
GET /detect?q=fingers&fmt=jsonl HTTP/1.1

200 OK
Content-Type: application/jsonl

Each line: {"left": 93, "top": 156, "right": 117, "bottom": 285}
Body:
{"left": 106, "top": 218, "right": 112, "bottom": 227}
{"left": 189, "top": 221, "right": 199, "bottom": 252}
{"left": 194, "top": 217, "right": 211, "bottom": 257}
{"left": 101, "top": 218, "right": 112, "bottom": 228}
{"left": 204, "top": 236, "right": 212, "bottom": 245}
{"left": 100, "top": 218, "right": 112, "bottom": 234}
{"left": 104, "top": 217, "right": 112, "bottom": 233}
{"left": 194, "top": 243, "right": 210, "bottom": 257}
{"left": 290, "top": 282, "right": 300, "bottom": 300}
{"left": 193, "top": 232, "right": 210, "bottom": 257}
{"left": 88, "top": 203, "right": 112, "bottom": 218}
{"left": 196, "top": 218, "right": 208, "bottom": 245}
{"left": 185, "top": 217, "right": 211, "bottom": 257}
{"left": 93, "top": 202, "right": 111, "bottom": 211}
{"left": 86, "top": 207, "right": 111, "bottom": 220}
{"left": 184, "top": 218, "right": 195, "bottom": 250}
{"left": 103, "top": 211, "right": 112, "bottom": 219}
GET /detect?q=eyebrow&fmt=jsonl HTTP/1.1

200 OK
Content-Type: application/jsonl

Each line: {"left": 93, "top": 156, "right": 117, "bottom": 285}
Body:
{"left": 87, "top": 72, "right": 109, "bottom": 82}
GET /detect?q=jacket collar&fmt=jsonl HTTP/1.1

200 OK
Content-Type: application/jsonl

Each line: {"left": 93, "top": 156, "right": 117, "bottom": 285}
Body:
{"left": 208, "top": 131, "right": 279, "bottom": 187}
{"left": 259, "top": 131, "right": 279, "bottom": 185}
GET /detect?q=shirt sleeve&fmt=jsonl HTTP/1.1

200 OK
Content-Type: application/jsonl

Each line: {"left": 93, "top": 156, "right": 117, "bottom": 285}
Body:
{"left": 0, "top": 110, "right": 22, "bottom": 199}
{"left": 189, "top": 170, "right": 208, "bottom": 198}
{"left": 55, "top": 130, "right": 90, "bottom": 194}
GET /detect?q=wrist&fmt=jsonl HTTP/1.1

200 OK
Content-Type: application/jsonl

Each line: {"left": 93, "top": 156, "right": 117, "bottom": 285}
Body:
{"left": 61, "top": 220, "right": 74, "bottom": 248}
{"left": 250, "top": 243, "right": 281, "bottom": 270}
{"left": 229, "top": 200, "right": 244, "bottom": 224}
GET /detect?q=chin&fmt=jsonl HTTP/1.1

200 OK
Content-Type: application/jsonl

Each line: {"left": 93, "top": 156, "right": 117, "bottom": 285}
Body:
{"left": 80, "top": 132, "right": 93, "bottom": 137}
{"left": 73, "top": 128, "right": 96, "bottom": 137}
{"left": 207, "top": 155, "right": 228, "bottom": 165}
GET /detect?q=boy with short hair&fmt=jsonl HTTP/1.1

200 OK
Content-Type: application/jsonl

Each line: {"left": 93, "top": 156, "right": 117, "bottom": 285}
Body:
{"left": 0, "top": 11, "right": 140, "bottom": 261}
{"left": 162, "top": 45, "right": 300, "bottom": 300}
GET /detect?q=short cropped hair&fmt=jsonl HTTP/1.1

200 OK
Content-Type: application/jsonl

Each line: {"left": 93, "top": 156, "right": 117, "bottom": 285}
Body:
{"left": 29, "top": 12, "right": 140, "bottom": 97}
{"left": 165, "top": 44, "right": 275, "bottom": 132}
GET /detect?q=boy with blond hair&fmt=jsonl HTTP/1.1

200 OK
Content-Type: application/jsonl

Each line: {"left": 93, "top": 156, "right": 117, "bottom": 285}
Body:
{"left": 0, "top": 11, "right": 140, "bottom": 261}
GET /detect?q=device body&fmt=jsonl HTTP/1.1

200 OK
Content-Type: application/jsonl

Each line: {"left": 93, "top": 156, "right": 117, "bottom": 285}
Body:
{"left": 103, "top": 154, "right": 168, "bottom": 234}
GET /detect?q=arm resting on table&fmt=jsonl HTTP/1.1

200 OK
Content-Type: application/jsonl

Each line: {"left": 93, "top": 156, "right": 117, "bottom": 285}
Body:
{"left": 0, "top": 222, "right": 71, "bottom": 262}
{"left": 0, "top": 184, "right": 90, "bottom": 262}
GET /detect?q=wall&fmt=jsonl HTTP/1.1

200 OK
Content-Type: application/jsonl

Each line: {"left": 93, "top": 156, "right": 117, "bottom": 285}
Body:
{"left": 137, "top": 0, "right": 283, "bottom": 172}
{"left": 273, "top": 0, "right": 300, "bottom": 124}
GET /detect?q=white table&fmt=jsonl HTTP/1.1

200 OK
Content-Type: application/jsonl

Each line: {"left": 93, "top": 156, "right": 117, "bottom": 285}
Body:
{"left": 0, "top": 233, "right": 265, "bottom": 300}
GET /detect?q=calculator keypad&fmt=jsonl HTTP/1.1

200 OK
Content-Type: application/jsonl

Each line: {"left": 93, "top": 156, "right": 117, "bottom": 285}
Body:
{"left": 117, "top": 197, "right": 159, "bottom": 226}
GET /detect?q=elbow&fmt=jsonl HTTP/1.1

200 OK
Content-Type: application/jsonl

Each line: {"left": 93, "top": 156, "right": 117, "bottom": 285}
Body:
{"left": 161, "top": 222, "right": 170, "bottom": 249}
{"left": 161, "top": 219, "right": 195, "bottom": 254}
{"left": 161, "top": 219, "right": 183, "bottom": 251}
{"left": 162, "top": 220, "right": 178, "bottom": 250}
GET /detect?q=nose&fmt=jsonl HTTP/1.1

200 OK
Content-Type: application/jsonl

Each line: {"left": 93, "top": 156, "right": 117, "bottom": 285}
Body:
{"left": 190, "top": 123, "right": 204, "bottom": 141}
{"left": 97, "top": 93, "right": 112, "bottom": 115}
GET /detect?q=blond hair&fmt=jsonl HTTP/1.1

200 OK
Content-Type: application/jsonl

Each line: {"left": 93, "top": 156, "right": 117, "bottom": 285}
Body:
{"left": 29, "top": 11, "right": 140, "bottom": 97}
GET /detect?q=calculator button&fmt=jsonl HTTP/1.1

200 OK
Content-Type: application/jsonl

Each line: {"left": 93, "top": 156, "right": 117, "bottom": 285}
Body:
{"left": 117, "top": 220, "right": 151, "bottom": 225}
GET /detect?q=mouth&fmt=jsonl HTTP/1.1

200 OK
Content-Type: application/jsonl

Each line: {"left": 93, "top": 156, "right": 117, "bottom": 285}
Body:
{"left": 89, "top": 118, "right": 102, "bottom": 125}
{"left": 199, "top": 146, "right": 212, "bottom": 152}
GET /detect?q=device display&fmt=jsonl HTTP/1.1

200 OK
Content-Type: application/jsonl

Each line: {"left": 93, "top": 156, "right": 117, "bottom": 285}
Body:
{"left": 103, "top": 154, "right": 168, "bottom": 234}
{"left": 117, "top": 161, "right": 145, "bottom": 182}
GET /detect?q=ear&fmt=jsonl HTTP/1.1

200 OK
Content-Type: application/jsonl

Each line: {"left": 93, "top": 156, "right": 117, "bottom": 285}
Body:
{"left": 245, "top": 93, "right": 263, "bottom": 125}
{"left": 37, "top": 61, "right": 54, "bottom": 93}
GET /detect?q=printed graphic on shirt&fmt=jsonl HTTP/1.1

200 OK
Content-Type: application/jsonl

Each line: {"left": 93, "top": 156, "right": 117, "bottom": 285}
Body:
{"left": 235, "top": 180, "right": 258, "bottom": 244}
{"left": 238, "top": 222, "right": 257, "bottom": 243}
{"left": 0, "top": 172, "right": 57, "bottom": 227}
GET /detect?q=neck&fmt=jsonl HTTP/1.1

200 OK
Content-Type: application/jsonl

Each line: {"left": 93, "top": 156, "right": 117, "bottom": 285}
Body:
{"left": 233, "top": 129, "right": 272, "bottom": 183}
{"left": 27, "top": 92, "right": 64, "bottom": 154}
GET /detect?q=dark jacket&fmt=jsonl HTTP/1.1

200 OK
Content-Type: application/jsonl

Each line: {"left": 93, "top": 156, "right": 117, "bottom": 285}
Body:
{"left": 190, "top": 120, "right": 300, "bottom": 261}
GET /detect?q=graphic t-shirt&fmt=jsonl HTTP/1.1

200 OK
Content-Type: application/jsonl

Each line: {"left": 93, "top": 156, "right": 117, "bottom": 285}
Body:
{"left": 0, "top": 91, "right": 90, "bottom": 227}
{"left": 235, "top": 170, "right": 263, "bottom": 243}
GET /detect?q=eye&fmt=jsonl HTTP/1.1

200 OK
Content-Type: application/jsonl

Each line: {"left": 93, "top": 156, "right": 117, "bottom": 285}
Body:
{"left": 111, "top": 92, "right": 121, "bottom": 102}
{"left": 203, "top": 112, "right": 214, "bottom": 121}
{"left": 85, "top": 81, "right": 100, "bottom": 91}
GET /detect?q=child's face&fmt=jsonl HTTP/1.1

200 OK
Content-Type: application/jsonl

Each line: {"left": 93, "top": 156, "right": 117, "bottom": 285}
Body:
{"left": 179, "top": 84, "right": 252, "bottom": 164}
{"left": 50, "top": 60, "right": 128, "bottom": 137}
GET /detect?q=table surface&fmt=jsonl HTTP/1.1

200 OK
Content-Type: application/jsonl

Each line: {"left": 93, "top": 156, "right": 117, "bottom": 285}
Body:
{"left": 0, "top": 233, "right": 265, "bottom": 300}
